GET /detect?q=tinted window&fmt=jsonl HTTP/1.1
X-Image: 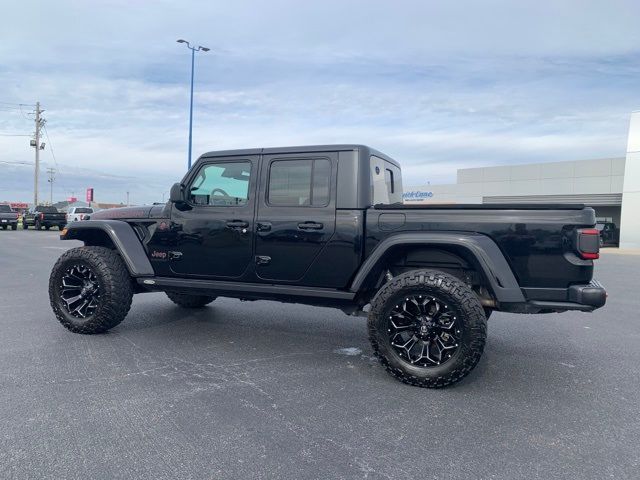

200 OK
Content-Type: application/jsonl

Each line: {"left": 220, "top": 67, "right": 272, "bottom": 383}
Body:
{"left": 189, "top": 161, "right": 251, "bottom": 206}
{"left": 37, "top": 206, "right": 58, "bottom": 213}
{"left": 268, "top": 159, "right": 331, "bottom": 207}
{"left": 74, "top": 208, "right": 93, "bottom": 213}
{"left": 0, "top": 205, "right": 12, "bottom": 213}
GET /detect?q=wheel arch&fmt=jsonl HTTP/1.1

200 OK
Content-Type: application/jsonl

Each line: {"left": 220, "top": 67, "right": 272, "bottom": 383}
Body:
{"left": 350, "top": 232, "right": 524, "bottom": 304}
{"left": 61, "top": 220, "right": 154, "bottom": 277}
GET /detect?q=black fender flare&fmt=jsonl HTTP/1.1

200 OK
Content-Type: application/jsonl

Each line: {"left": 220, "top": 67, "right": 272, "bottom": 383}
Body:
{"left": 61, "top": 220, "right": 154, "bottom": 277}
{"left": 349, "top": 232, "right": 525, "bottom": 303}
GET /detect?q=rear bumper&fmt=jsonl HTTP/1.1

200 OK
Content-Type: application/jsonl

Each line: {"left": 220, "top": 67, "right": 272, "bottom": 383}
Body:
{"left": 504, "top": 280, "right": 607, "bottom": 313}
{"left": 567, "top": 280, "right": 606, "bottom": 308}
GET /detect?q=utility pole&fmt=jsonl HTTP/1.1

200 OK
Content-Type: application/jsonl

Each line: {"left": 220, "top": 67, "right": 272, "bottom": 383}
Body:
{"left": 46, "top": 168, "right": 56, "bottom": 205}
{"left": 126, "top": 191, "right": 130, "bottom": 206}
{"left": 33, "top": 102, "right": 43, "bottom": 206}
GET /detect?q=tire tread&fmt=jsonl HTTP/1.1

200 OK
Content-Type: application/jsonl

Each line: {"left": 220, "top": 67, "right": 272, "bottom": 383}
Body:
{"left": 368, "top": 269, "right": 487, "bottom": 388}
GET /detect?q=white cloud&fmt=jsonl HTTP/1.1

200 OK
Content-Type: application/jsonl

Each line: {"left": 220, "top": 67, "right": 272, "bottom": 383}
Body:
{"left": 0, "top": 0, "right": 638, "bottom": 203}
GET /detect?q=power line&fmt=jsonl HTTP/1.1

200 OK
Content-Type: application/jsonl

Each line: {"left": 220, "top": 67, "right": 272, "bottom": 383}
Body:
{"left": 0, "top": 160, "right": 33, "bottom": 165}
{"left": 43, "top": 124, "right": 59, "bottom": 171}
{"left": 0, "top": 133, "right": 31, "bottom": 136}
{"left": 42, "top": 124, "right": 74, "bottom": 196}
{"left": 0, "top": 101, "right": 36, "bottom": 107}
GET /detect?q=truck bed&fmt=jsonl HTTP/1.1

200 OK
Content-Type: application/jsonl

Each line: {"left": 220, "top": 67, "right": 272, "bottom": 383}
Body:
{"left": 375, "top": 203, "right": 586, "bottom": 210}
{"left": 366, "top": 204, "right": 596, "bottom": 290}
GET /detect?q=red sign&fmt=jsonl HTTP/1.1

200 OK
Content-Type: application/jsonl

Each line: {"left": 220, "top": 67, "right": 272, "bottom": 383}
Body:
{"left": 86, "top": 188, "right": 94, "bottom": 202}
{"left": 8, "top": 202, "right": 29, "bottom": 209}
{"left": 67, "top": 196, "right": 77, "bottom": 203}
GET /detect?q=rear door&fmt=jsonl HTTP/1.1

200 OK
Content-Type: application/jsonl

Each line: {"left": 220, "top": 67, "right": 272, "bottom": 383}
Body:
{"left": 254, "top": 152, "right": 337, "bottom": 283}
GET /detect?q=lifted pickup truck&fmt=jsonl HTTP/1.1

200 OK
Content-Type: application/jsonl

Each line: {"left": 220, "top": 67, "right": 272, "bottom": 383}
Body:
{"left": 0, "top": 204, "right": 18, "bottom": 230}
{"left": 49, "top": 145, "right": 606, "bottom": 388}
{"left": 24, "top": 205, "right": 66, "bottom": 230}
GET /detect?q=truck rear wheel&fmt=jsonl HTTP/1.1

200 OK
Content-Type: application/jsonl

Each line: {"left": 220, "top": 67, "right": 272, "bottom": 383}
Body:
{"left": 165, "top": 292, "right": 216, "bottom": 308}
{"left": 49, "top": 246, "right": 133, "bottom": 334}
{"left": 368, "top": 269, "right": 487, "bottom": 388}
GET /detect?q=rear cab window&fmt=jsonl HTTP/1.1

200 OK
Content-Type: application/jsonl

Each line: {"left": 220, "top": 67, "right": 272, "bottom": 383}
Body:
{"left": 370, "top": 155, "right": 403, "bottom": 205}
{"left": 37, "top": 206, "right": 58, "bottom": 213}
{"left": 0, "top": 205, "right": 13, "bottom": 213}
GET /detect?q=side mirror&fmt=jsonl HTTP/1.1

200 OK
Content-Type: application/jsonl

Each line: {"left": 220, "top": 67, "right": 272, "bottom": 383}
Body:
{"left": 169, "top": 183, "right": 186, "bottom": 203}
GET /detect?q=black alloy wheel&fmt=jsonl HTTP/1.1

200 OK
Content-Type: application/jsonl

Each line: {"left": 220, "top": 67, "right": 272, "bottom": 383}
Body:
{"left": 387, "top": 294, "right": 461, "bottom": 367}
{"left": 59, "top": 264, "right": 101, "bottom": 319}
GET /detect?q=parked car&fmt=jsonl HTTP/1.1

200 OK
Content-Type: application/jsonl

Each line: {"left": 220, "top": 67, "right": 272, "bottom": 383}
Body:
{"left": 48, "top": 145, "right": 606, "bottom": 388}
{"left": 595, "top": 221, "right": 619, "bottom": 247}
{"left": 0, "top": 204, "right": 18, "bottom": 230}
{"left": 23, "top": 205, "right": 67, "bottom": 230}
{"left": 66, "top": 207, "right": 94, "bottom": 223}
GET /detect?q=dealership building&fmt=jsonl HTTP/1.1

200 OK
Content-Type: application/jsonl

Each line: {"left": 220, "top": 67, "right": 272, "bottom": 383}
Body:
{"left": 403, "top": 112, "right": 640, "bottom": 249}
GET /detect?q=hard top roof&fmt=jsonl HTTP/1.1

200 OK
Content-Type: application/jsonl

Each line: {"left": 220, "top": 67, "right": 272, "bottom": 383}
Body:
{"left": 199, "top": 144, "right": 398, "bottom": 167}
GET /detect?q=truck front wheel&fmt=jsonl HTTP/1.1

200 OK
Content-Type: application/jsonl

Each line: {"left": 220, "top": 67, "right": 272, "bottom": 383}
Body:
{"left": 165, "top": 292, "right": 216, "bottom": 308}
{"left": 49, "top": 246, "right": 133, "bottom": 334}
{"left": 368, "top": 269, "right": 487, "bottom": 388}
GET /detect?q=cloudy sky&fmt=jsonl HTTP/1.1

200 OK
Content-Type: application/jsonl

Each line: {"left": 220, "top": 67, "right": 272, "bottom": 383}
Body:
{"left": 1, "top": 0, "right": 638, "bottom": 204}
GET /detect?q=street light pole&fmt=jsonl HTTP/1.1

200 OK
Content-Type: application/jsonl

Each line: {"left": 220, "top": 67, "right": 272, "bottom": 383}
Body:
{"left": 188, "top": 47, "right": 195, "bottom": 171}
{"left": 177, "top": 39, "right": 210, "bottom": 171}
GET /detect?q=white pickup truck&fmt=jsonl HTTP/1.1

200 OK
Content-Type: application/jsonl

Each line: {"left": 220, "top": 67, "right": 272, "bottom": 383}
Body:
{"left": 66, "top": 207, "right": 94, "bottom": 223}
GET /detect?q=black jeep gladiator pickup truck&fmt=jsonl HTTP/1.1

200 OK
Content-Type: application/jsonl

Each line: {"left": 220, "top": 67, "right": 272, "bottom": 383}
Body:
{"left": 48, "top": 145, "right": 606, "bottom": 388}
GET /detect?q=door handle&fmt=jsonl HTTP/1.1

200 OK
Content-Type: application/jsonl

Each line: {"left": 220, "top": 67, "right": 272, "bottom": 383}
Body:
{"left": 297, "top": 221, "right": 323, "bottom": 230}
{"left": 256, "top": 222, "right": 272, "bottom": 232}
{"left": 226, "top": 220, "right": 249, "bottom": 229}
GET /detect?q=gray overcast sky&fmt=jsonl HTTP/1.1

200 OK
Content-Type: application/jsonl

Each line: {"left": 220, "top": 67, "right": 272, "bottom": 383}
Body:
{"left": 1, "top": 0, "right": 639, "bottom": 203}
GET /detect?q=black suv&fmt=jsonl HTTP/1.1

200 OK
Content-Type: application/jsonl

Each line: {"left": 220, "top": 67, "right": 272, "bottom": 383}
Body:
{"left": 48, "top": 145, "right": 606, "bottom": 388}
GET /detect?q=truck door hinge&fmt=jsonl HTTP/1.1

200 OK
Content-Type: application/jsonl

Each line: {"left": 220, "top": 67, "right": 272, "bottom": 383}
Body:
{"left": 255, "top": 255, "right": 271, "bottom": 265}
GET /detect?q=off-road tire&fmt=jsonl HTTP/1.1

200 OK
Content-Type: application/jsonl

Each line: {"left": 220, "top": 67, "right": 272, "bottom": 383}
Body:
{"left": 1, "top": 225, "right": 6, "bottom": 230}
{"left": 45, "top": 225, "right": 50, "bottom": 230}
{"left": 49, "top": 246, "right": 133, "bottom": 334}
{"left": 11, "top": 224, "right": 17, "bottom": 230}
{"left": 165, "top": 291, "right": 216, "bottom": 308}
{"left": 368, "top": 269, "right": 487, "bottom": 388}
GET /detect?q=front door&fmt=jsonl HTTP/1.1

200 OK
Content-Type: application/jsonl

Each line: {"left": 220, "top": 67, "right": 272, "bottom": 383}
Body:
{"left": 254, "top": 153, "right": 337, "bottom": 283}
{"left": 169, "top": 156, "right": 258, "bottom": 279}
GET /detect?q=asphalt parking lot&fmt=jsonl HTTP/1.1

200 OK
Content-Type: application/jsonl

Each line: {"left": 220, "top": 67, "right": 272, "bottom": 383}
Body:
{"left": 0, "top": 230, "right": 638, "bottom": 479}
